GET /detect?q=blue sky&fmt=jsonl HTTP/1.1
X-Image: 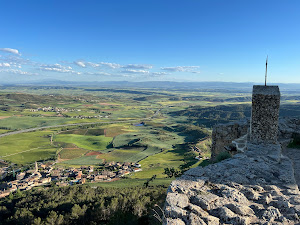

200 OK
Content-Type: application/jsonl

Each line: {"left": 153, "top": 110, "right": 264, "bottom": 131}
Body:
{"left": 0, "top": 0, "right": 299, "bottom": 83}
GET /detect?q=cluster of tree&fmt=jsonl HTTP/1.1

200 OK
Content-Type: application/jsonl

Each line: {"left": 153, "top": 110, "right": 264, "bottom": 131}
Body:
{"left": 164, "top": 167, "right": 182, "bottom": 178}
{"left": 0, "top": 185, "right": 166, "bottom": 225}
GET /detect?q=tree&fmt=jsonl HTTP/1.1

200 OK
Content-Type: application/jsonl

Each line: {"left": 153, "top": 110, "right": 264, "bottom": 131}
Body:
{"left": 32, "top": 217, "right": 42, "bottom": 225}
{"left": 45, "top": 211, "right": 58, "bottom": 225}
{"left": 70, "top": 204, "right": 87, "bottom": 220}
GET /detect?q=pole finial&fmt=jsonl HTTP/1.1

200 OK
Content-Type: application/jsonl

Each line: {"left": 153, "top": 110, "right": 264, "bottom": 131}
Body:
{"left": 265, "top": 55, "right": 268, "bottom": 86}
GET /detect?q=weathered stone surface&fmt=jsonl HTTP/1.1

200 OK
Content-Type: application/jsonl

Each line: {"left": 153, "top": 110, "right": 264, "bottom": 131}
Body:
{"left": 204, "top": 215, "right": 220, "bottom": 225}
{"left": 218, "top": 206, "right": 237, "bottom": 222}
{"left": 164, "top": 142, "right": 300, "bottom": 224}
{"left": 188, "top": 203, "right": 209, "bottom": 217}
{"left": 221, "top": 186, "right": 249, "bottom": 204}
{"left": 169, "top": 177, "right": 205, "bottom": 195}
{"left": 164, "top": 218, "right": 185, "bottom": 225}
{"left": 189, "top": 213, "right": 206, "bottom": 225}
{"left": 262, "top": 206, "right": 281, "bottom": 222}
{"left": 166, "top": 193, "right": 189, "bottom": 208}
{"left": 165, "top": 205, "right": 187, "bottom": 219}
{"left": 191, "top": 192, "right": 219, "bottom": 210}
{"left": 226, "top": 203, "right": 255, "bottom": 216}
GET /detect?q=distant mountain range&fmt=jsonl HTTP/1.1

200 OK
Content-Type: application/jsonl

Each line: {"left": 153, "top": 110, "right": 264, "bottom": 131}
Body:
{"left": 1, "top": 79, "right": 300, "bottom": 93}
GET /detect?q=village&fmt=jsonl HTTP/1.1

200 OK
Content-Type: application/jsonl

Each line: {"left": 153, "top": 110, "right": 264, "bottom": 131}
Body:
{"left": 0, "top": 160, "right": 142, "bottom": 198}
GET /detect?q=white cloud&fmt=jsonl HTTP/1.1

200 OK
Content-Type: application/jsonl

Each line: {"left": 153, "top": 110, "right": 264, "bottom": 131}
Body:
{"left": 86, "top": 62, "right": 100, "bottom": 68}
{"left": 161, "top": 66, "right": 200, "bottom": 72}
{"left": 0, "top": 55, "right": 30, "bottom": 68}
{"left": 191, "top": 71, "right": 201, "bottom": 74}
{"left": 84, "top": 72, "right": 111, "bottom": 76}
{"left": 73, "top": 61, "right": 154, "bottom": 71}
{"left": 99, "top": 62, "right": 121, "bottom": 69}
{"left": 151, "top": 72, "right": 168, "bottom": 76}
{"left": 40, "top": 63, "right": 80, "bottom": 74}
{"left": 73, "top": 61, "right": 101, "bottom": 68}
{"left": 40, "top": 63, "right": 72, "bottom": 70}
{"left": 0, "top": 48, "right": 20, "bottom": 55}
{"left": 121, "top": 69, "right": 150, "bottom": 74}
{"left": 122, "top": 64, "right": 153, "bottom": 69}
{"left": 0, "top": 68, "right": 38, "bottom": 75}
{"left": 0, "top": 62, "right": 10, "bottom": 67}
{"left": 74, "top": 61, "right": 86, "bottom": 68}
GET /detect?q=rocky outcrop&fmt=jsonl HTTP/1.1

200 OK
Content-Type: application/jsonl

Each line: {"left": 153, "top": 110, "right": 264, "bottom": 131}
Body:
{"left": 164, "top": 143, "right": 300, "bottom": 225}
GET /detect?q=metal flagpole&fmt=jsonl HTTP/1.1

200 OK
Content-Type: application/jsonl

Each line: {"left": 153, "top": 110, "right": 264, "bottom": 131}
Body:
{"left": 265, "top": 55, "right": 268, "bottom": 86}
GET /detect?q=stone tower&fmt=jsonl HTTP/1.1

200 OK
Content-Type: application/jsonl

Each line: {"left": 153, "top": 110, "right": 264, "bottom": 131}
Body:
{"left": 250, "top": 85, "right": 280, "bottom": 144}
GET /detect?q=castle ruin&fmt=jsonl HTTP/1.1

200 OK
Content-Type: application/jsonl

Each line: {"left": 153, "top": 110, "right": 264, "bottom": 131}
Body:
{"left": 211, "top": 85, "right": 281, "bottom": 160}
{"left": 163, "top": 85, "right": 300, "bottom": 225}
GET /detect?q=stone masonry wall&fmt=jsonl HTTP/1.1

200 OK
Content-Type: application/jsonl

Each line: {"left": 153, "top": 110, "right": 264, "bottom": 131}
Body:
{"left": 211, "top": 120, "right": 249, "bottom": 160}
{"left": 250, "top": 85, "right": 280, "bottom": 144}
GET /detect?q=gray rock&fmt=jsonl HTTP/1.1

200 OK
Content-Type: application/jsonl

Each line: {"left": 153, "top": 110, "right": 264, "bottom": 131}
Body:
{"left": 204, "top": 215, "right": 220, "bottom": 225}
{"left": 272, "top": 196, "right": 291, "bottom": 209}
{"left": 164, "top": 218, "right": 186, "bottom": 225}
{"left": 170, "top": 178, "right": 205, "bottom": 195}
{"left": 166, "top": 193, "right": 189, "bottom": 208}
{"left": 189, "top": 213, "right": 206, "bottom": 225}
{"left": 260, "top": 193, "right": 272, "bottom": 205}
{"left": 188, "top": 203, "right": 209, "bottom": 217}
{"left": 262, "top": 206, "right": 281, "bottom": 222}
{"left": 226, "top": 203, "right": 255, "bottom": 216}
{"left": 244, "top": 188, "right": 260, "bottom": 200}
{"left": 165, "top": 205, "right": 187, "bottom": 219}
{"left": 221, "top": 186, "right": 249, "bottom": 204}
{"left": 191, "top": 192, "right": 219, "bottom": 210}
{"left": 218, "top": 206, "right": 237, "bottom": 222}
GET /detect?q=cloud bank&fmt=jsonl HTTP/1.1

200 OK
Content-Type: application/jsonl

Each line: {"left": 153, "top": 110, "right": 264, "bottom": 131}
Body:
{"left": 0, "top": 48, "right": 201, "bottom": 80}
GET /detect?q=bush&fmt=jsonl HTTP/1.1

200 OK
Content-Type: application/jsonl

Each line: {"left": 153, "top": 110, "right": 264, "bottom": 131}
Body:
{"left": 215, "top": 151, "right": 231, "bottom": 163}
{"left": 288, "top": 133, "right": 300, "bottom": 149}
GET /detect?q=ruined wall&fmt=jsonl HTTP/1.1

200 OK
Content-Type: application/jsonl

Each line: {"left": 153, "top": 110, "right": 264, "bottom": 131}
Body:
{"left": 210, "top": 118, "right": 300, "bottom": 161}
{"left": 211, "top": 120, "right": 248, "bottom": 160}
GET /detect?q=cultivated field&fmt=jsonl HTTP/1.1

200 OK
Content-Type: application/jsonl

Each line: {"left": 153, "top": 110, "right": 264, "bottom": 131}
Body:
{"left": 1, "top": 85, "right": 300, "bottom": 186}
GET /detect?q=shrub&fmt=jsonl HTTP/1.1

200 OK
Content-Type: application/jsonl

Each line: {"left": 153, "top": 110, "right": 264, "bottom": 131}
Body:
{"left": 288, "top": 133, "right": 300, "bottom": 149}
{"left": 215, "top": 151, "right": 231, "bottom": 163}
